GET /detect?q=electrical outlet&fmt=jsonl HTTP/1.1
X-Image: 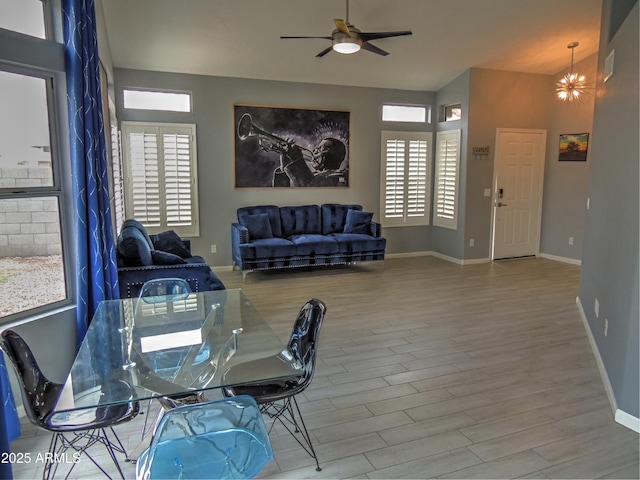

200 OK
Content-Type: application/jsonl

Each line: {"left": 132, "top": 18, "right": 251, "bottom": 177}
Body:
{"left": 569, "top": 236, "right": 574, "bottom": 245}
{"left": 595, "top": 298, "right": 599, "bottom": 318}
{"left": 469, "top": 238, "right": 475, "bottom": 247}
{"left": 211, "top": 244, "right": 217, "bottom": 253}
{"left": 604, "top": 319, "right": 609, "bottom": 337}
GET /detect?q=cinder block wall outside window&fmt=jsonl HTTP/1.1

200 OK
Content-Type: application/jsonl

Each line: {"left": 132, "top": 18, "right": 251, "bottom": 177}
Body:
{"left": 0, "top": 167, "right": 62, "bottom": 258}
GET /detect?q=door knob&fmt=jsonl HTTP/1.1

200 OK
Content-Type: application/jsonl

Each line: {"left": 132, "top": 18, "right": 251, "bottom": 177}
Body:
{"left": 496, "top": 202, "right": 508, "bottom": 207}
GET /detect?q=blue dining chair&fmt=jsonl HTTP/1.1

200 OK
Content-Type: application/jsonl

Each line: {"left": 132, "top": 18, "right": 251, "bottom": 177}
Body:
{"left": 135, "top": 278, "right": 208, "bottom": 439}
{"left": 135, "top": 395, "right": 273, "bottom": 480}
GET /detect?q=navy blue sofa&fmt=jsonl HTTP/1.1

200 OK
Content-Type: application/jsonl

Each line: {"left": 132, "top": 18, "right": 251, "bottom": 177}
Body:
{"left": 231, "top": 204, "right": 386, "bottom": 275}
{"left": 116, "top": 219, "right": 225, "bottom": 298}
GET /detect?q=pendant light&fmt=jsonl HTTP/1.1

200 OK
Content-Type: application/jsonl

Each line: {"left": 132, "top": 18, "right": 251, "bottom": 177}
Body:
{"left": 556, "top": 41, "right": 586, "bottom": 102}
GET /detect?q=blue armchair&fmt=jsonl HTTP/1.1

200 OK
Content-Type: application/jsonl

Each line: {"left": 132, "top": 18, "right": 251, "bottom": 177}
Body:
{"left": 116, "top": 220, "right": 225, "bottom": 298}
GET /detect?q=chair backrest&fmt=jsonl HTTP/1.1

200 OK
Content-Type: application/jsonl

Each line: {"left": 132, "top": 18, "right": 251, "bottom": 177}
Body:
{"left": 137, "top": 395, "right": 273, "bottom": 479}
{"left": 287, "top": 299, "right": 326, "bottom": 392}
{"left": 138, "top": 278, "right": 192, "bottom": 304}
{"left": 0, "top": 330, "right": 62, "bottom": 428}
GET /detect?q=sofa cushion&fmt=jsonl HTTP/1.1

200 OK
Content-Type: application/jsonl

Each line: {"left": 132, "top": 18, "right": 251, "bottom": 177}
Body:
{"left": 280, "top": 205, "right": 322, "bottom": 238}
{"left": 321, "top": 204, "right": 363, "bottom": 234}
{"left": 239, "top": 212, "right": 273, "bottom": 240}
{"left": 118, "top": 223, "right": 153, "bottom": 266}
{"left": 150, "top": 230, "right": 192, "bottom": 258}
{"left": 151, "top": 250, "right": 186, "bottom": 265}
{"left": 238, "top": 238, "right": 295, "bottom": 260}
{"left": 329, "top": 233, "right": 387, "bottom": 253}
{"left": 237, "top": 205, "right": 282, "bottom": 238}
{"left": 344, "top": 210, "right": 373, "bottom": 234}
{"left": 289, "top": 234, "right": 339, "bottom": 256}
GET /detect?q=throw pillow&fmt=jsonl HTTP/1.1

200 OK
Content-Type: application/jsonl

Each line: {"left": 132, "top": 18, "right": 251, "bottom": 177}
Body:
{"left": 151, "top": 250, "right": 186, "bottom": 265}
{"left": 117, "top": 226, "right": 153, "bottom": 266}
{"left": 343, "top": 210, "right": 373, "bottom": 235}
{"left": 239, "top": 212, "right": 273, "bottom": 240}
{"left": 150, "top": 230, "right": 192, "bottom": 258}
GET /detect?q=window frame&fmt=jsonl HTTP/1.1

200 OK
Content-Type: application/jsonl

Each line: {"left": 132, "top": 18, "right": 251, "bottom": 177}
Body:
{"left": 120, "top": 121, "right": 200, "bottom": 237}
{"left": 433, "top": 129, "right": 461, "bottom": 230}
{"left": 379, "top": 130, "right": 433, "bottom": 228}
{"left": 382, "top": 104, "right": 431, "bottom": 123}
{"left": 0, "top": 9, "right": 76, "bottom": 325}
{"left": 122, "top": 88, "right": 193, "bottom": 113}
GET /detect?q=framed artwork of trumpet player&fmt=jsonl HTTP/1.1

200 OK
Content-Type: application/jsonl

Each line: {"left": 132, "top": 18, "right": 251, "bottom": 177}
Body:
{"left": 234, "top": 104, "right": 350, "bottom": 188}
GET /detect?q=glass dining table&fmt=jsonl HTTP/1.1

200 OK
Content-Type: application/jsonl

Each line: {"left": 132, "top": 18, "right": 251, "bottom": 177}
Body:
{"left": 53, "top": 289, "right": 303, "bottom": 414}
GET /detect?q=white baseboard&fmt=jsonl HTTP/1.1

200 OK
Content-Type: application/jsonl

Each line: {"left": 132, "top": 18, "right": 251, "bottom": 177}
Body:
{"left": 385, "top": 251, "right": 433, "bottom": 259}
{"left": 616, "top": 409, "right": 640, "bottom": 433}
{"left": 462, "top": 257, "right": 491, "bottom": 265}
{"left": 429, "top": 251, "right": 464, "bottom": 265}
{"left": 539, "top": 252, "right": 582, "bottom": 265}
{"left": 576, "top": 296, "right": 640, "bottom": 432}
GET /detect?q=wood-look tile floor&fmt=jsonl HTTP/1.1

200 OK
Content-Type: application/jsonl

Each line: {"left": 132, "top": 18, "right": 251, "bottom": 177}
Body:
{"left": 10, "top": 257, "right": 640, "bottom": 479}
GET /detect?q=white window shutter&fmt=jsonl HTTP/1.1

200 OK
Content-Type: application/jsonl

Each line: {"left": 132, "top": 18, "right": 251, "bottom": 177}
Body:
{"left": 129, "top": 131, "right": 161, "bottom": 226}
{"left": 122, "top": 122, "right": 199, "bottom": 237}
{"left": 406, "top": 139, "right": 428, "bottom": 219}
{"left": 163, "top": 133, "right": 193, "bottom": 227}
{"left": 380, "top": 131, "right": 432, "bottom": 227}
{"left": 383, "top": 138, "right": 406, "bottom": 221}
{"left": 433, "top": 130, "right": 461, "bottom": 229}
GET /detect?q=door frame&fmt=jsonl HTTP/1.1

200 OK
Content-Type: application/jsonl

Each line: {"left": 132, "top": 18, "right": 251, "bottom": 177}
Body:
{"left": 490, "top": 128, "right": 547, "bottom": 260}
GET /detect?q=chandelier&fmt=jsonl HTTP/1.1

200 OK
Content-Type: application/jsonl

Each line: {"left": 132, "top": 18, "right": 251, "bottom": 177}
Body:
{"left": 556, "top": 42, "right": 586, "bottom": 102}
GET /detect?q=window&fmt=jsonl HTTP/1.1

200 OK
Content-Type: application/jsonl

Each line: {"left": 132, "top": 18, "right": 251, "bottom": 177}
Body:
{"left": 0, "top": 68, "right": 68, "bottom": 320}
{"left": 121, "top": 122, "right": 199, "bottom": 237}
{"left": 0, "top": 0, "right": 46, "bottom": 39}
{"left": 444, "top": 104, "right": 462, "bottom": 122}
{"left": 433, "top": 129, "right": 461, "bottom": 229}
{"left": 382, "top": 104, "right": 430, "bottom": 123}
{"left": 380, "top": 131, "right": 432, "bottom": 227}
{"left": 123, "top": 89, "right": 192, "bottom": 112}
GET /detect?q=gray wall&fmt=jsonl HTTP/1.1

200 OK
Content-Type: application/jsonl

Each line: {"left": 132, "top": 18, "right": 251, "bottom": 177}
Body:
{"left": 541, "top": 54, "right": 597, "bottom": 261}
{"left": 431, "top": 70, "right": 470, "bottom": 260}
{"left": 465, "top": 68, "right": 555, "bottom": 261}
{"left": 114, "top": 69, "right": 436, "bottom": 265}
{"left": 579, "top": 0, "right": 639, "bottom": 418}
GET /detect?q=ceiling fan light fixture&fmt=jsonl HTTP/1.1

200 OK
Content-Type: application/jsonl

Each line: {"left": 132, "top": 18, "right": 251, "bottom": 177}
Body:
{"left": 332, "top": 33, "right": 361, "bottom": 54}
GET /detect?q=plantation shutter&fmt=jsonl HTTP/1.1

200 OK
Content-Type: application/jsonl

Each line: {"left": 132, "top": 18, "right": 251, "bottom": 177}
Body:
{"left": 380, "top": 131, "right": 432, "bottom": 227}
{"left": 433, "top": 130, "right": 461, "bottom": 229}
{"left": 407, "top": 139, "right": 428, "bottom": 219}
{"left": 383, "top": 138, "right": 405, "bottom": 220}
{"left": 121, "top": 122, "right": 199, "bottom": 237}
{"left": 163, "top": 132, "right": 193, "bottom": 227}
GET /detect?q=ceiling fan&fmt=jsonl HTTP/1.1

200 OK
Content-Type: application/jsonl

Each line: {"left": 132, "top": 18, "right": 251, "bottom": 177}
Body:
{"left": 280, "top": 0, "right": 412, "bottom": 57}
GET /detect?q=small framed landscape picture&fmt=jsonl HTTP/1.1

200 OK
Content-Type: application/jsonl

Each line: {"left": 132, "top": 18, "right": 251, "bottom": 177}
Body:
{"left": 559, "top": 133, "right": 589, "bottom": 161}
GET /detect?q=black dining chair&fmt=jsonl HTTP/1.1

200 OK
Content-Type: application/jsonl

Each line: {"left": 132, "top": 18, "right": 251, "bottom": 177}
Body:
{"left": 0, "top": 329, "right": 139, "bottom": 480}
{"left": 222, "top": 299, "right": 326, "bottom": 472}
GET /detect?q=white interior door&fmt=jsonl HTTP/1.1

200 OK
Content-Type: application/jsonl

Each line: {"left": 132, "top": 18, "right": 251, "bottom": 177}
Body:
{"left": 492, "top": 128, "right": 546, "bottom": 260}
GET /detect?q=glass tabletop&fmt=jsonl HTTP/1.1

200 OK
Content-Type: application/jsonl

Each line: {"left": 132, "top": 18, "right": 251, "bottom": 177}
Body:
{"left": 54, "top": 289, "right": 303, "bottom": 413}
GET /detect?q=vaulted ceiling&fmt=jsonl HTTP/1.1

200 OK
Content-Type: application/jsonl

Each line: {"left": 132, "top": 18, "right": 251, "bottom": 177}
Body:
{"left": 101, "top": 0, "right": 603, "bottom": 91}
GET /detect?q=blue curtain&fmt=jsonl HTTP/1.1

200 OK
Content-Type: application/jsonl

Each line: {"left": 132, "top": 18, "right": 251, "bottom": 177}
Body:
{"left": 63, "top": 0, "right": 119, "bottom": 349}
{"left": 0, "top": 355, "right": 20, "bottom": 480}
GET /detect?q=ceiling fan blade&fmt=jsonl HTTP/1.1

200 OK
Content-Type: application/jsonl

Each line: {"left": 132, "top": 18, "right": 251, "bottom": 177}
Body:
{"left": 359, "top": 30, "right": 413, "bottom": 41}
{"left": 316, "top": 46, "right": 334, "bottom": 58}
{"left": 334, "top": 18, "right": 351, "bottom": 36}
{"left": 361, "top": 41, "right": 389, "bottom": 56}
{"left": 280, "top": 36, "right": 332, "bottom": 39}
